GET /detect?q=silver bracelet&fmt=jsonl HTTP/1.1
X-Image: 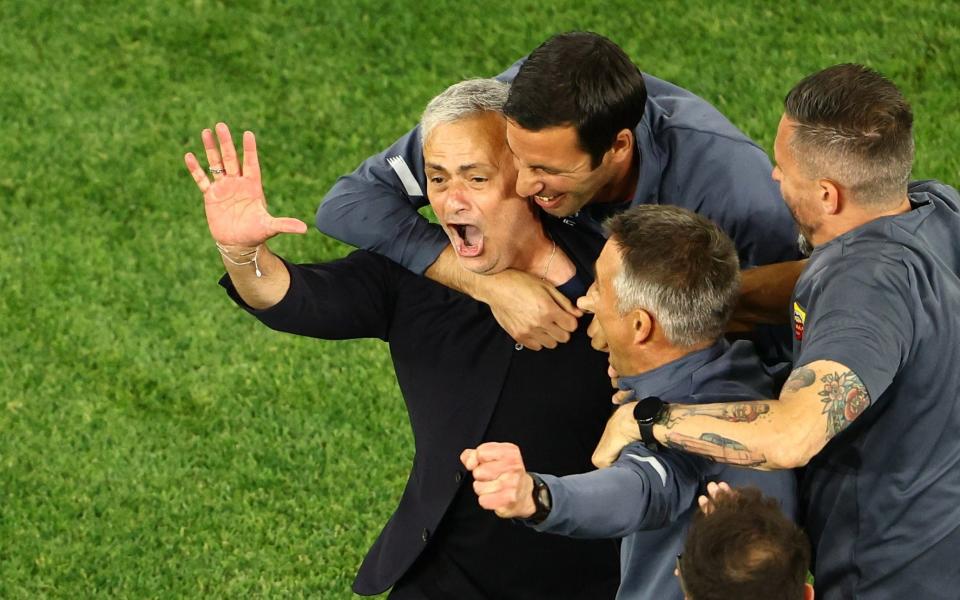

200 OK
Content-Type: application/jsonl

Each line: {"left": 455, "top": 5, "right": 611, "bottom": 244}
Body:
{"left": 215, "top": 242, "right": 262, "bottom": 278}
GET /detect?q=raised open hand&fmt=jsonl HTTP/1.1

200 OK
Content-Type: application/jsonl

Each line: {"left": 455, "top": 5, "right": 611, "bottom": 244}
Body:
{"left": 184, "top": 122, "right": 307, "bottom": 247}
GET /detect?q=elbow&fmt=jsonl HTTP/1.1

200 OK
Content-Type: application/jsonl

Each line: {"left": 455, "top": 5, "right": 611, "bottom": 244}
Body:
{"left": 766, "top": 434, "right": 819, "bottom": 469}
{"left": 315, "top": 194, "right": 337, "bottom": 235}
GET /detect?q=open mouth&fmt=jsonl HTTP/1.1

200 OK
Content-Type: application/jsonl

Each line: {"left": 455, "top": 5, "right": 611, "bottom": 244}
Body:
{"left": 448, "top": 223, "right": 484, "bottom": 257}
{"left": 532, "top": 193, "right": 565, "bottom": 209}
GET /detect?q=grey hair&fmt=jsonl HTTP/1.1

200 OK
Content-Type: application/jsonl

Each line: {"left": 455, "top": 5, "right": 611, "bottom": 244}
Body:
{"left": 605, "top": 205, "right": 741, "bottom": 347}
{"left": 419, "top": 78, "right": 511, "bottom": 146}
{"left": 784, "top": 64, "right": 914, "bottom": 207}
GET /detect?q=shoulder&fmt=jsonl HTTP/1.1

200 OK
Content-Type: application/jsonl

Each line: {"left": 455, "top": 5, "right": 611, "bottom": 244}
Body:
{"left": 641, "top": 73, "right": 766, "bottom": 152}
{"left": 688, "top": 341, "right": 779, "bottom": 402}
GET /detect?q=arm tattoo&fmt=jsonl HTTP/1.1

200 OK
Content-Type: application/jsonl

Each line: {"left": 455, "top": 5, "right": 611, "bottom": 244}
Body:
{"left": 783, "top": 367, "right": 817, "bottom": 393}
{"left": 673, "top": 403, "right": 770, "bottom": 423}
{"left": 819, "top": 370, "right": 871, "bottom": 439}
{"left": 664, "top": 432, "right": 767, "bottom": 467}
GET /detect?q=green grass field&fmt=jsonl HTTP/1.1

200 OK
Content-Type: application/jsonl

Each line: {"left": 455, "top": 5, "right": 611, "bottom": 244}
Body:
{"left": 2, "top": 0, "right": 958, "bottom": 597}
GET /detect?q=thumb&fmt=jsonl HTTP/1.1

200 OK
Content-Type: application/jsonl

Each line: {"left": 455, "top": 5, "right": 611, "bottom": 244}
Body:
{"left": 460, "top": 449, "right": 478, "bottom": 470}
{"left": 269, "top": 216, "right": 309, "bottom": 235}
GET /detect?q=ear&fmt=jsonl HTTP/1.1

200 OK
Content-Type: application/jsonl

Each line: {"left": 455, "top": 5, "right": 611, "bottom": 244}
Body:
{"left": 817, "top": 178, "right": 841, "bottom": 215}
{"left": 609, "top": 128, "right": 635, "bottom": 164}
{"left": 631, "top": 308, "right": 654, "bottom": 345}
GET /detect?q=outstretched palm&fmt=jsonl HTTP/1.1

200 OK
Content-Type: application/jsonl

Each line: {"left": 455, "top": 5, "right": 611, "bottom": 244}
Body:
{"left": 184, "top": 123, "right": 307, "bottom": 247}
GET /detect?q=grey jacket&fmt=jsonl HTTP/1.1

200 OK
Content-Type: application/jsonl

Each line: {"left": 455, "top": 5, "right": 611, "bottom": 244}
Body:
{"left": 531, "top": 340, "right": 798, "bottom": 600}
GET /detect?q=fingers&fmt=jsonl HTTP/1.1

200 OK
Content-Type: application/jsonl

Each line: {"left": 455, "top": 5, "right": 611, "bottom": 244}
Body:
{"left": 201, "top": 128, "right": 225, "bottom": 180}
{"left": 546, "top": 286, "right": 583, "bottom": 321}
{"left": 592, "top": 403, "right": 639, "bottom": 467}
{"left": 540, "top": 322, "right": 571, "bottom": 346}
{"left": 184, "top": 152, "right": 211, "bottom": 193}
{"left": 698, "top": 481, "right": 734, "bottom": 515}
{"left": 474, "top": 442, "right": 522, "bottom": 467}
{"left": 472, "top": 470, "right": 534, "bottom": 519}
{"left": 215, "top": 122, "right": 240, "bottom": 176}
{"left": 607, "top": 364, "right": 619, "bottom": 388}
{"left": 612, "top": 389, "right": 635, "bottom": 405}
{"left": 242, "top": 130, "right": 261, "bottom": 179}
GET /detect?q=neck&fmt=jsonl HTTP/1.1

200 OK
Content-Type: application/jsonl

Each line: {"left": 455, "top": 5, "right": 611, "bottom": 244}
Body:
{"left": 593, "top": 147, "right": 640, "bottom": 205}
{"left": 818, "top": 194, "right": 913, "bottom": 245}
{"left": 620, "top": 338, "right": 714, "bottom": 377}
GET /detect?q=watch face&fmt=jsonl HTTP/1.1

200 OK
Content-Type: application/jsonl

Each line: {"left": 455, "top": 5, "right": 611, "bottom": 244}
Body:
{"left": 536, "top": 485, "right": 550, "bottom": 508}
{"left": 633, "top": 396, "right": 664, "bottom": 424}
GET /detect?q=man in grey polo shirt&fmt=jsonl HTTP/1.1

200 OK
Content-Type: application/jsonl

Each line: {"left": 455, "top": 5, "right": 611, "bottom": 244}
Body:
{"left": 462, "top": 205, "right": 797, "bottom": 600}
{"left": 592, "top": 64, "right": 960, "bottom": 599}
{"left": 316, "top": 31, "right": 799, "bottom": 354}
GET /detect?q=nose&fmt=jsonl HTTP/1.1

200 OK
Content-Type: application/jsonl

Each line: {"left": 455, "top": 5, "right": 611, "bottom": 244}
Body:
{"left": 771, "top": 165, "right": 782, "bottom": 183}
{"left": 446, "top": 180, "right": 472, "bottom": 212}
{"left": 515, "top": 167, "right": 544, "bottom": 197}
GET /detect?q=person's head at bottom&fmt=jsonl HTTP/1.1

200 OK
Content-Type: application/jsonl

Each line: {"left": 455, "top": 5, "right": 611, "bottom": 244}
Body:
{"left": 678, "top": 487, "right": 814, "bottom": 600}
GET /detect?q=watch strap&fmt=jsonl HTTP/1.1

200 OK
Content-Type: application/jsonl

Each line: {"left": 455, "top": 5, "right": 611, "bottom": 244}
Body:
{"left": 528, "top": 473, "right": 552, "bottom": 523}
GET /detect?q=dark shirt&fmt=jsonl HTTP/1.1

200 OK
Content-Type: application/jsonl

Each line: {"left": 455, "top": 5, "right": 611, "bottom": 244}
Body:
{"left": 532, "top": 340, "right": 797, "bottom": 599}
{"left": 220, "top": 220, "right": 619, "bottom": 598}
{"left": 792, "top": 180, "right": 960, "bottom": 599}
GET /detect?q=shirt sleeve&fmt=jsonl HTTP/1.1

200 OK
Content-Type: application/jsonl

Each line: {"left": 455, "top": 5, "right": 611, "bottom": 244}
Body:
{"left": 314, "top": 126, "right": 448, "bottom": 275}
{"left": 663, "top": 129, "right": 801, "bottom": 268}
{"left": 219, "top": 250, "right": 398, "bottom": 341}
{"left": 797, "top": 256, "right": 914, "bottom": 406}
{"left": 530, "top": 442, "right": 706, "bottom": 539}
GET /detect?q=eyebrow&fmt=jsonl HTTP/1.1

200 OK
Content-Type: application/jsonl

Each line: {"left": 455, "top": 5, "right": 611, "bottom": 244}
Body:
{"left": 424, "top": 162, "right": 486, "bottom": 173}
{"left": 504, "top": 138, "right": 562, "bottom": 173}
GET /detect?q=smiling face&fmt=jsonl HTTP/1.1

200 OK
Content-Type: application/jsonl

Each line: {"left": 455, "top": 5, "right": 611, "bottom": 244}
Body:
{"left": 506, "top": 121, "right": 622, "bottom": 217}
{"left": 424, "top": 112, "right": 538, "bottom": 275}
{"left": 772, "top": 115, "right": 826, "bottom": 248}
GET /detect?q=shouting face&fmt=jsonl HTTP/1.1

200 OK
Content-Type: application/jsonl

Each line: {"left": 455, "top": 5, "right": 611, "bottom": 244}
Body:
{"left": 424, "top": 112, "right": 539, "bottom": 275}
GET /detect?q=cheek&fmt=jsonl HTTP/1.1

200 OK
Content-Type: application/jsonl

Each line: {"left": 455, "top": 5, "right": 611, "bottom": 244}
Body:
{"left": 427, "top": 192, "right": 446, "bottom": 213}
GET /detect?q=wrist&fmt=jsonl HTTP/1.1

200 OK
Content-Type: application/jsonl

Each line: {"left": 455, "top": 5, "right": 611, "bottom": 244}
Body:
{"left": 527, "top": 473, "right": 552, "bottom": 523}
{"left": 216, "top": 242, "right": 264, "bottom": 277}
{"left": 653, "top": 423, "right": 668, "bottom": 445}
{"left": 216, "top": 241, "right": 260, "bottom": 256}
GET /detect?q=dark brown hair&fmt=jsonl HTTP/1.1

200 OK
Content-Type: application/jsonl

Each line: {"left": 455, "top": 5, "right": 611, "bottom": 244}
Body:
{"left": 680, "top": 487, "right": 810, "bottom": 600}
{"left": 504, "top": 31, "right": 647, "bottom": 168}
{"left": 784, "top": 63, "right": 913, "bottom": 206}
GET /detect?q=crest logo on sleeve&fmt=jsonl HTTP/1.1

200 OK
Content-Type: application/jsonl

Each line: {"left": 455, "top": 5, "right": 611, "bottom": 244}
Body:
{"left": 793, "top": 302, "right": 806, "bottom": 341}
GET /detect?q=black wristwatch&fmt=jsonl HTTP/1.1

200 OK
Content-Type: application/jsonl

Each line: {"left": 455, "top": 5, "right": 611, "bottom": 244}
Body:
{"left": 529, "top": 473, "right": 552, "bottom": 523}
{"left": 633, "top": 396, "right": 667, "bottom": 450}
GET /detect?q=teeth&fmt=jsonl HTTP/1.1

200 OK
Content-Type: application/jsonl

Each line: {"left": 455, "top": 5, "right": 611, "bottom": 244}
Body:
{"left": 534, "top": 194, "right": 558, "bottom": 202}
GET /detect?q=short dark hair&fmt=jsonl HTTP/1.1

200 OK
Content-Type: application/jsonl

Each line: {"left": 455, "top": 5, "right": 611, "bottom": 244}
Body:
{"left": 680, "top": 487, "right": 811, "bottom": 600}
{"left": 784, "top": 63, "right": 914, "bottom": 207}
{"left": 504, "top": 31, "right": 647, "bottom": 168}
{"left": 605, "top": 205, "right": 740, "bottom": 347}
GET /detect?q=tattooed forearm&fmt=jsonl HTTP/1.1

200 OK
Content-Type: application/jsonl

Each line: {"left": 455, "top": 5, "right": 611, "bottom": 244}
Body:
{"left": 783, "top": 367, "right": 817, "bottom": 393}
{"left": 819, "top": 370, "right": 870, "bottom": 439}
{"left": 664, "top": 431, "right": 767, "bottom": 467}
{"left": 673, "top": 403, "right": 770, "bottom": 423}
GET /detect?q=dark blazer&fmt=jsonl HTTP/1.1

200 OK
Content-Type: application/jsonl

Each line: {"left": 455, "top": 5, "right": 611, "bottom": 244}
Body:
{"left": 221, "top": 218, "right": 620, "bottom": 597}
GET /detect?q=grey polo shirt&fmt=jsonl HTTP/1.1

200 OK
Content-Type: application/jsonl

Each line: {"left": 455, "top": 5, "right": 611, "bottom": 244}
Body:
{"left": 793, "top": 180, "right": 960, "bottom": 599}
{"left": 529, "top": 340, "right": 798, "bottom": 600}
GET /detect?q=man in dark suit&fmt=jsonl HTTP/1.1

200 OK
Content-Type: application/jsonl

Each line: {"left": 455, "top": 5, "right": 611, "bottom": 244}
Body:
{"left": 184, "top": 79, "right": 619, "bottom": 598}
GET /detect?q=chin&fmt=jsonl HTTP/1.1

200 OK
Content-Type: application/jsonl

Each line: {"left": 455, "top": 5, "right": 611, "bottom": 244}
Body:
{"left": 459, "top": 256, "right": 500, "bottom": 276}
